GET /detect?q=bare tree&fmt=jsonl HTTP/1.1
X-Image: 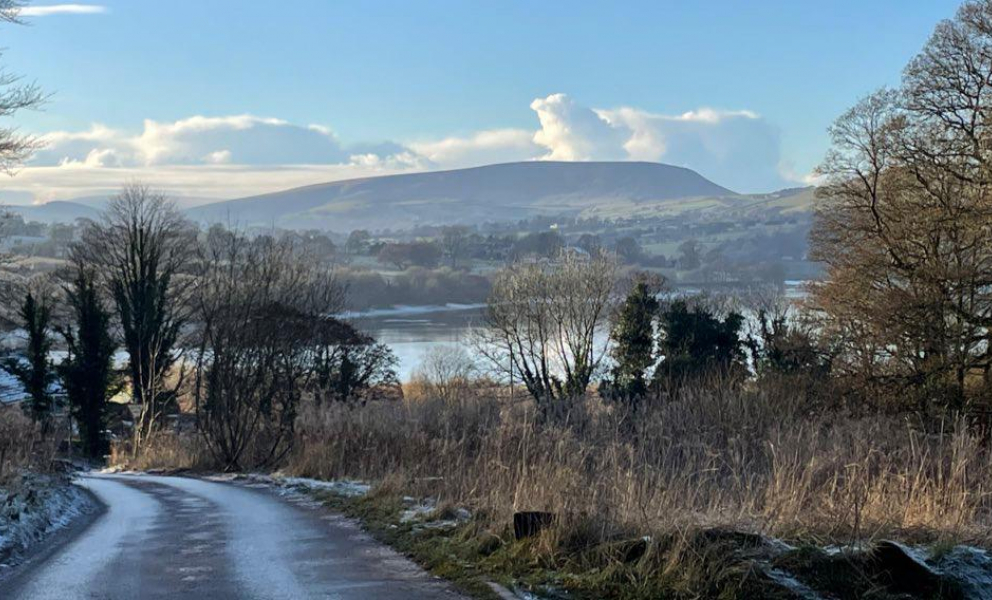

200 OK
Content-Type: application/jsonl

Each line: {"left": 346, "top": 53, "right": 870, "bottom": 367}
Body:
{"left": 0, "top": 0, "right": 19, "bottom": 21}
{"left": 810, "top": 0, "right": 992, "bottom": 414}
{"left": 0, "top": 1, "right": 45, "bottom": 173}
{"left": 440, "top": 225, "right": 471, "bottom": 269}
{"left": 311, "top": 327, "right": 397, "bottom": 406}
{"left": 73, "top": 183, "right": 196, "bottom": 449}
{"left": 413, "top": 345, "right": 477, "bottom": 403}
{"left": 193, "top": 232, "right": 348, "bottom": 470}
{"left": 475, "top": 252, "right": 618, "bottom": 415}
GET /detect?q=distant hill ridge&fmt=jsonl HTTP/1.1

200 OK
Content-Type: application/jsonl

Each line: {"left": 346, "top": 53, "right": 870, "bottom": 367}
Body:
{"left": 186, "top": 161, "right": 740, "bottom": 231}
{"left": 5, "top": 201, "right": 101, "bottom": 224}
{"left": 22, "top": 162, "right": 815, "bottom": 230}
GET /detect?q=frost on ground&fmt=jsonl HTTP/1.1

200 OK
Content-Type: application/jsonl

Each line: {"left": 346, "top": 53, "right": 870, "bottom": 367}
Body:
{"left": 277, "top": 476, "right": 371, "bottom": 498}
{"left": 205, "top": 473, "right": 372, "bottom": 499}
{"left": 213, "top": 473, "right": 472, "bottom": 532}
{"left": 400, "top": 501, "right": 437, "bottom": 523}
{"left": 760, "top": 537, "right": 992, "bottom": 600}
{"left": 0, "top": 473, "right": 94, "bottom": 568}
{"left": 399, "top": 498, "right": 471, "bottom": 531}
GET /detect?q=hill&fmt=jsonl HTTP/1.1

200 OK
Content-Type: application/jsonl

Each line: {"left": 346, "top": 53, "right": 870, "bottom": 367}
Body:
{"left": 5, "top": 201, "right": 101, "bottom": 224}
{"left": 64, "top": 194, "right": 221, "bottom": 210}
{"left": 187, "top": 161, "right": 744, "bottom": 231}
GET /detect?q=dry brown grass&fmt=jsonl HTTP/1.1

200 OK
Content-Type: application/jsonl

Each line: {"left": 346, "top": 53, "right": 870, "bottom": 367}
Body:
{"left": 109, "top": 430, "right": 212, "bottom": 472}
{"left": 0, "top": 406, "right": 60, "bottom": 485}
{"left": 283, "top": 382, "right": 992, "bottom": 548}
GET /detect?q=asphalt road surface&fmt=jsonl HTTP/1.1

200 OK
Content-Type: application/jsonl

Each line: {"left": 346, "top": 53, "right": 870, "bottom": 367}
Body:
{"left": 0, "top": 473, "right": 467, "bottom": 599}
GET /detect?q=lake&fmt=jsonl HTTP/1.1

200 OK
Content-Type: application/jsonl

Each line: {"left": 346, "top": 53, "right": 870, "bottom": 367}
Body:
{"left": 353, "top": 281, "right": 811, "bottom": 381}
{"left": 349, "top": 304, "right": 484, "bottom": 382}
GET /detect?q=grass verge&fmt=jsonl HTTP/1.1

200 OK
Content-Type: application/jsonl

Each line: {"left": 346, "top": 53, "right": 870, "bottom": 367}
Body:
{"left": 303, "top": 484, "right": 814, "bottom": 599}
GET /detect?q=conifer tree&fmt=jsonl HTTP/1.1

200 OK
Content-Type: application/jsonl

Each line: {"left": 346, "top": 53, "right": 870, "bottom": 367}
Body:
{"left": 5, "top": 291, "right": 56, "bottom": 431}
{"left": 602, "top": 277, "right": 660, "bottom": 403}
{"left": 58, "top": 265, "right": 119, "bottom": 458}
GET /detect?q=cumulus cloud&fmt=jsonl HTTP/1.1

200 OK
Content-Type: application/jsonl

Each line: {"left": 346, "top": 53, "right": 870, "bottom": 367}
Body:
{"left": 596, "top": 104, "right": 785, "bottom": 192}
{"left": 409, "top": 129, "right": 538, "bottom": 167}
{"left": 19, "top": 4, "right": 106, "bottom": 16}
{"left": 204, "top": 150, "right": 232, "bottom": 164}
{"left": 531, "top": 93, "right": 629, "bottom": 161}
{"left": 31, "top": 124, "right": 124, "bottom": 167}
{"left": 524, "top": 93, "right": 786, "bottom": 191}
{"left": 32, "top": 115, "right": 398, "bottom": 168}
{"left": 134, "top": 115, "right": 351, "bottom": 166}
{"left": 19, "top": 115, "right": 423, "bottom": 202}
{"left": 347, "top": 151, "right": 427, "bottom": 170}
{"left": 777, "top": 160, "right": 822, "bottom": 187}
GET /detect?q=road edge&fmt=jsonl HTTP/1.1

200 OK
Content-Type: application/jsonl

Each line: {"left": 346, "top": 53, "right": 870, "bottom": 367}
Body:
{"left": 0, "top": 481, "right": 105, "bottom": 591}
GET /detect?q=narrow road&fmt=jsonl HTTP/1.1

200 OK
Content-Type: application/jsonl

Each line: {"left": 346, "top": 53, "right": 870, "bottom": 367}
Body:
{"left": 0, "top": 473, "right": 467, "bottom": 599}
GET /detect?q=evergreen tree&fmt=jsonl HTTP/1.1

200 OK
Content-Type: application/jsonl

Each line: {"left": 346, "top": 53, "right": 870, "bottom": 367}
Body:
{"left": 5, "top": 291, "right": 56, "bottom": 431}
{"left": 746, "top": 309, "right": 830, "bottom": 381}
{"left": 602, "top": 278, "right": 660, "bottom": 403}
{"left": 58, "top": 266, "right": 118, "bottom": 458}
{"left": 654, "top": 299, "right": 746, "bottom": 392}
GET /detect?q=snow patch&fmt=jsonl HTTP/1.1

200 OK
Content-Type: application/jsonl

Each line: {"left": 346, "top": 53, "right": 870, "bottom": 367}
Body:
{"left": 487, "top": 582, "right": 546, "bottom": 600}
{"left": 400, "top": 497, "right": 472, "bottom": 531}
{"left": 400, "top": 501, "right": 437, "bottom": 523}
{"left": 0, "top": 474, "right": 94, "bottom": 568}
{"left": 936, "top": 546, "right": 992, "bottom": 600}
{"left": 278, "top": 477, "right": 371, "bottom": 498}
{"left": 208, "top": 473, "right": 371, "bottom": 499}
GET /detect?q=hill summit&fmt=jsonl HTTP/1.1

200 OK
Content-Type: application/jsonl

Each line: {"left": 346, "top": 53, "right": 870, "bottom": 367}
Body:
{"left": 187, "top": 161, "right": 739, "bottom": 231}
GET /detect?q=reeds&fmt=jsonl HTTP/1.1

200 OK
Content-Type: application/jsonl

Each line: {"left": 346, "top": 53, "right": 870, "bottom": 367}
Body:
{"left": 283, "top": 382, "right": 992, "bottom": 547}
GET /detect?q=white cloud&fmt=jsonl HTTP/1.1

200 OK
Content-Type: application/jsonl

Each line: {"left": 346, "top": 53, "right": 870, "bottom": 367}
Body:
{"left": 530, "top": 93, "right": 628, "bottom": 161}
{"left": 133, "top": 115, "right": 348, "bottom": 166}
{"left": 18, "top": 115, "right": 421, "bottom": 203}
{"left": 204, "top": 150, "right": 232, "bottom": 165}
{"left": 78, "top": 148, "right": 121, "bottom": 168}
{"left": 347, "top": 151, "right": 427, "bottom": 170}
{"left": 777, "top": 160, "right": 822, "bottom": 186}
{"left": 596, "top": 103, "right": 783, "bottom": 192}
{"left": 32, "top": 115, "right": 366, "bottom": 168}
{"left": 522, "top": 93, "right": 785, "bottom": 191}
{"left": 409, "top": 129, "right": 537, "bottom": 167}
{"left": 19, "top": 4, "right": 106, "bottom": 16}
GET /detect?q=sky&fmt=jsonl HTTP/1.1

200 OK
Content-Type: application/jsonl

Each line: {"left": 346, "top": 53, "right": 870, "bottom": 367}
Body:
{"left": 0, "top": 0, "right": 965, "bottom": 205}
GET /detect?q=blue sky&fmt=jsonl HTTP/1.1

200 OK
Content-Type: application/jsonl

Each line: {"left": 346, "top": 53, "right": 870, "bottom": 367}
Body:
{"left": 0, "top": 0, "right": 964, "bottom": 203}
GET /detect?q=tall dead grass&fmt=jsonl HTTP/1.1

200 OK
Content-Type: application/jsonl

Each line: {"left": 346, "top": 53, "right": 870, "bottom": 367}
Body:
{"left": 284, "top": 382, "right": 992, "bottom": 547}
{"left": 109, "top": 431, "right": 213, "bottom": 472}
{"left": 0, "top": 406, "right": 60, "bottom": 485}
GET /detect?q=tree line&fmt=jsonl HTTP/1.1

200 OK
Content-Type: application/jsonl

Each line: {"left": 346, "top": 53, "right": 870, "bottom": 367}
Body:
{"left": 7, "top": 185, "right": 398, "bottom": 468}
{"left": 474, "top": 256, "right": 811, "bottom": 421}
